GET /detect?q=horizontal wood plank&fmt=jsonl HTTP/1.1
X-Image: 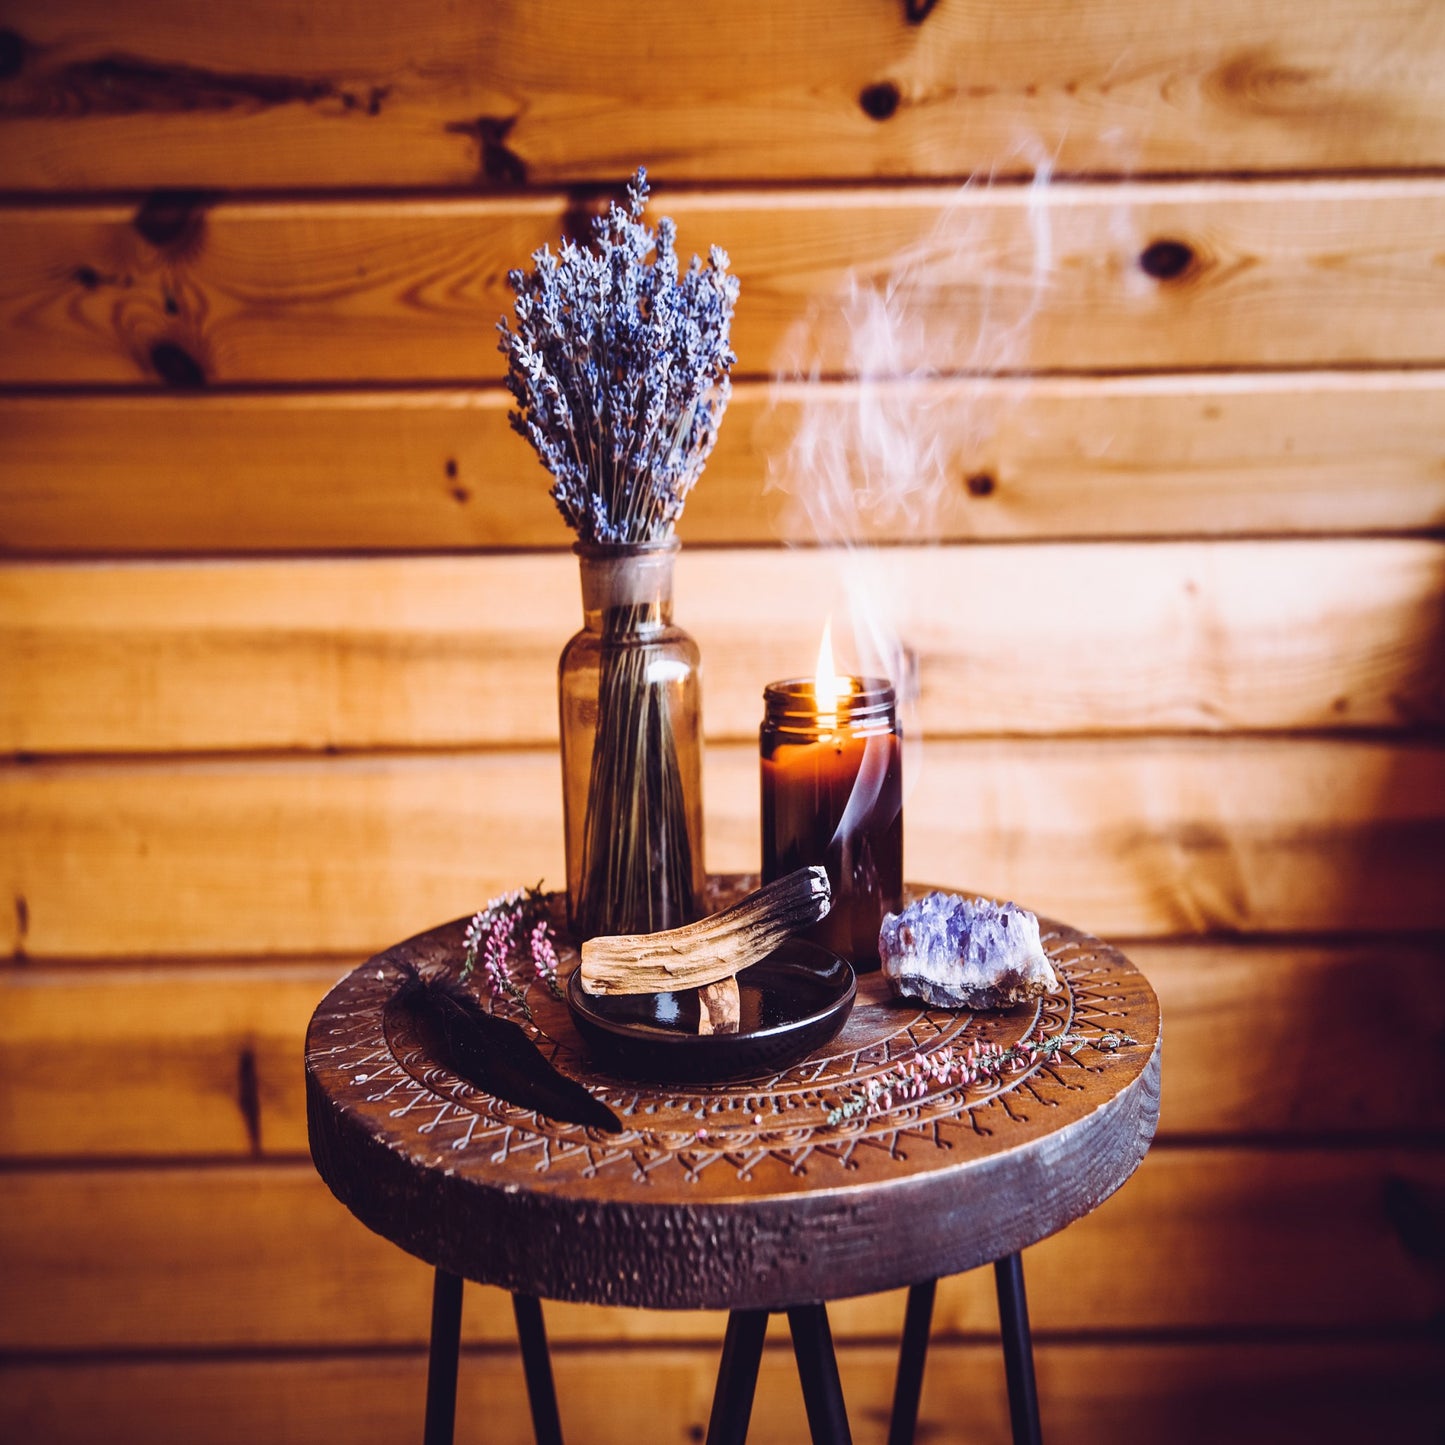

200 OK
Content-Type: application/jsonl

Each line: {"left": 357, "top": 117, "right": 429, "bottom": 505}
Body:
{"left": 3, "top": 1339, "right": 1442, "bottom": 1445}
{"left": 0, "top": 1150, "right": 1439, "bottom": 1350}
{"left": 5, "top": 374, "right": 1445, "bottom": 554}
{"left": 5, "top": 0, "right": 1441, "bottom": 1400}
{"left": 1143, "top": 942, "right": 1445, "bottom": 1137}
{"left": 2, "top": 1, "right": 1443, "bottom": 190}
{"left": 5, "top": 739, "right": 1444, "bottom": 958}
{"left": 0, "top": 962, "right": 342, "bottom": 1158}
{"left": 3, "top": 943, "right": 1440, "bottom": 1160}
{"left": 6, "top": 540, "right": 1444, "bottom": 754}
{"left": 4, "top": 181, "right": 1445, "bottom": 384}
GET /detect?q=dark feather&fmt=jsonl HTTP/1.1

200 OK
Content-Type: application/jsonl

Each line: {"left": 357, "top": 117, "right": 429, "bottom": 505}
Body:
{"left": 393, "top": 963, "right": 622, "bottom": 1134}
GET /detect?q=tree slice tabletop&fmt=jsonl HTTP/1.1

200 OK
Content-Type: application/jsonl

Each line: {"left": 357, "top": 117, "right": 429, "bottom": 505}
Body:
{"left": 305, "top": 877, "right": 1161, "bottom": 1312}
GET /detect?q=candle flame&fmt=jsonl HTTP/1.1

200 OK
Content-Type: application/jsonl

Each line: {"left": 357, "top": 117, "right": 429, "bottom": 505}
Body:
{"left": 815, "top": 619, "right": 850, "bottom": 730}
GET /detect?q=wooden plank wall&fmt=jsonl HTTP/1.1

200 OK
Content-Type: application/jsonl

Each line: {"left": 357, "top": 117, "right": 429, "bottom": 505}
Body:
{"left": 2, "top": 2, "right": 1444, "bottom": 1440}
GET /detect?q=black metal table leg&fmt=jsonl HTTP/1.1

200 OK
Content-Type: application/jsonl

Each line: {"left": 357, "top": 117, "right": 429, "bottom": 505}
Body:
{"left": 513, "top": 1293, "right": 565, "bottom": 1445}
{"left": 887, "top": 1279, "right": 937, "bottom": 1445}
{"left": 424, "top": 1269, "right": 464, "bottom": 1445}
{"left": 994, "top": 1253, "right": 1043, "bottom": 1445}
{"left": 787, "top": 1303, "right": 853, "bottom": 1445}
{"left": 705, "top": 1309, "right": 770, "bottom": 1445}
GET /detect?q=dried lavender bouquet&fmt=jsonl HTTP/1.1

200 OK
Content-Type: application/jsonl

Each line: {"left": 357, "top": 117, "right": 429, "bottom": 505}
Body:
{"left": 498, "top": 170, "right": 739, "bottom": 937}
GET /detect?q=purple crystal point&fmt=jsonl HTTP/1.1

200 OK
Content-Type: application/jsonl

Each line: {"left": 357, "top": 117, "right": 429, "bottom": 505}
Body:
{"left": 879, "top": 892, "right": 1060, "bottom": 1010}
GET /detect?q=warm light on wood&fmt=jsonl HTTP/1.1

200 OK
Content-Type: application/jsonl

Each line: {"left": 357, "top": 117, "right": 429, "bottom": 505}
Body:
{"left": 3, "top": 0, "right": 1442, "bottom": 1435}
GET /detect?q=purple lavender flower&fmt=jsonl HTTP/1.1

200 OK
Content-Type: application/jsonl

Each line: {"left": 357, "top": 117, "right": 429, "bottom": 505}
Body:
{"left": 497, "top": 168, "right": 740, "bottom": 543}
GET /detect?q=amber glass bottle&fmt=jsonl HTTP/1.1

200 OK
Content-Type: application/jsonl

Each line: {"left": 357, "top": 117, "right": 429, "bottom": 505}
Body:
{"left": 559, "top": 540, "right": 705, "bottom": 939}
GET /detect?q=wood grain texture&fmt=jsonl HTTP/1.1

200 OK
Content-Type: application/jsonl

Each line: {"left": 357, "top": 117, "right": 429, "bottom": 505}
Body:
{"left": 0, "top": 961, "right": 344, "bottom": 1158}
{"left": 4, "top": 1340, "right": 1442, "bottom": 1445}
{"left": 5, "top": 374, "right": 1445, "bottom": 554}
{"left": 5, "top": 739, "right": 1444, "bottom": 958}
{"left": 1144, "top": 942, "right": 1445, "bottom": 1137}
{"left": 306, "top": 912, "right": 1161, "bottom": 1310}
{"left": 2, "top": 1150, "right": 1440, "bottom": 1350}
{"left": 4, "top": 181, "right": 1445, "bottom": 385}
{"left": 2, "top": 1, "right": 1442, "bottom": 190}
{"left": 6, "top": 540, "right": 1444, "bottom": 754}
{"left": 1, "top": 0, "right": 1440, "bottom": 1420}
{"left": 7, "top": 942, "right": 1438, "bottom": 1161}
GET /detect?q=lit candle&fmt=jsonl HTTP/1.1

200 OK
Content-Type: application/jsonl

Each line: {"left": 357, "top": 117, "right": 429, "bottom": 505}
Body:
{"left": 760, "top": 624, "right": 903, "bottom": 970}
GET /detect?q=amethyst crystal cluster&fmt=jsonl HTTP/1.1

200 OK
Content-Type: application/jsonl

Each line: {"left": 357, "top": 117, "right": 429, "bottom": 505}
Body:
{"left": 879, "top": 892, "right": 1060, "bottom": 1010}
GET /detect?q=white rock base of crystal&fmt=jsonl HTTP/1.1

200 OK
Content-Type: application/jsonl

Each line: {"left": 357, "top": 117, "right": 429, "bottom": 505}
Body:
{"left": 879, "top": 892, "right": 1060, "bottom": 1010}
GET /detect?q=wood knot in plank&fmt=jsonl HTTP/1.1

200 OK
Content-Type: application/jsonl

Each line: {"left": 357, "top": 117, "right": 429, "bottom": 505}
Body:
{"left": 0, "top": 27, "right": 27, "bottom": 80}
{"left": 237, "top": 1045, "right": 263, "bottom": 1155}
{"left": 1209, "top": 48, "right": 1320, "bottom": 120}
{"left": 442, "top": 459, "right": 470, "bottom": 503}
{"left": 965, "top": 472, "right": 996, "bottom": 498}
{"left": 560, "top": 189, "right": 607, "bottom": 246}
{"left": 1139, "top": 239, "right": 1196, "bottom": 282}
{"left": 445, "top": 114, "right": 527, "bottom": 188}
{"left": 904, "top": 0, "right": 941, "bottom": 22}
{"left": 1383, "top": 1174, "right": 1445, "bottom": 1264}
{"left": 12, "top": 51, "right": 345, "bottom": 120}
{"left": 340, "top": 84, "right": 389, "bottom": 117}
{"left": 860, "top": 81, "right": 901, "bottom": 121}
{"left": 133, "top": 188, "right": 218, "bottom": 253}
{"left": 149, "top": 340, "right": 207, "bottom": 388}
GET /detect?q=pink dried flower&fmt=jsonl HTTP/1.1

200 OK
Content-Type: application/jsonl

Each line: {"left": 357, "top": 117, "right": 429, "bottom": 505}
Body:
{"left": 826, "top": 1028, "right": 1129, "bottom": 1126}
{"left": 482, "top": 915, "right": 513, "bottom": 1000}
{"left": 458, "top": 882, "right": 553, "bottom": 1017}
{"left": 530, "top": 920, "right": 562, "bottom": 997}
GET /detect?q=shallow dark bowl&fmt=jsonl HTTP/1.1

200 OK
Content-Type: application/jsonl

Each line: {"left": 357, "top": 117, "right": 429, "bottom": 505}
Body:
{"left": 566, "top": 940, "right": 856, "bottom": 1085}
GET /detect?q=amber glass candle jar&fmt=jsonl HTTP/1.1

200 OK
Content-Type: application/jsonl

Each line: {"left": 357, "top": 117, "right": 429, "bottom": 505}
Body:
{"left": 760, "top": 677, "right": 902, "bottom": 970}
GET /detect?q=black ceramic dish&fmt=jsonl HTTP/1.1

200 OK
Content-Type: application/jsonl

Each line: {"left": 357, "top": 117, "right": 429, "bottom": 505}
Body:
{"left": 566, "top": 939, "right": 856, "bottom": 1084}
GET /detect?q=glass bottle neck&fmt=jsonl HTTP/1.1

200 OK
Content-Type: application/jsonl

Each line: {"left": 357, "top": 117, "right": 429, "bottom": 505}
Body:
{"left": 576, "top": 541, "right": 677, "bottom": 635}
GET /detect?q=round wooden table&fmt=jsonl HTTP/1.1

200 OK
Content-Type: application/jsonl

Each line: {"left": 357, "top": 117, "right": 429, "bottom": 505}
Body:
{"left": 306, "top": 878, "right": 1161, "bottom": 1445}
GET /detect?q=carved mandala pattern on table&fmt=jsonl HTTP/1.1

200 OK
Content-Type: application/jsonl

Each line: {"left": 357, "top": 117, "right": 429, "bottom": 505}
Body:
{"left": 309, "top": 890, "right": 1149, "bottom": 1189}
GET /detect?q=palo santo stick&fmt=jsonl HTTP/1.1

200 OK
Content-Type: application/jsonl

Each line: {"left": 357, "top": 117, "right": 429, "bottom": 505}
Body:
{"left": 579, "top": 866, "right": 832, "bottom": 996}
{"left": 698, "top": 977, "right": 741, "bottom": 1035}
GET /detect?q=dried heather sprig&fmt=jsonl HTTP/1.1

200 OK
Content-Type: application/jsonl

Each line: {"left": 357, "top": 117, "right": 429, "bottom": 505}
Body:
{"left": 459, "top": 884, "right": 558, "bottom": 1014}
{"left": 825, "top": 1028, "right": 1138, "bottom": 1125}
{"left": 497, "top": 167, "right": 739, "bottom": 543}
{"left": 481, "top": 914, "right": 521, "bottom": 1007}
{"left": 529, "top": 920, "right": 562, "bottom": 998}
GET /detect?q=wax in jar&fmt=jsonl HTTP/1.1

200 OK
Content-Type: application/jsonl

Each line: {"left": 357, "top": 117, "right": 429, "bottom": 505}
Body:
{"left": 760, "top": 679, "right": 902, "bottom": 969}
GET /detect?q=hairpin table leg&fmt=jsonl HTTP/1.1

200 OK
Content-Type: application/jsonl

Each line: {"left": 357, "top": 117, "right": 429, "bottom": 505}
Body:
{"left": 424, "top": 1269, "right": 463, "bottom": 1445}
{"left": 887, "top": 1278, "right": 937, "bottom": 1445}
{"left": 513, "top": 1293, "right": 565, "bottom": 1445}
{"left": 705, "top": 1309, "right": 769, "bottom": 1445}
{"left": 994, "top": 1253, "right": 1043, "bottom": 1445}
{"left": 787, "top": 1303, "right": 854, "bottom": 1445}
